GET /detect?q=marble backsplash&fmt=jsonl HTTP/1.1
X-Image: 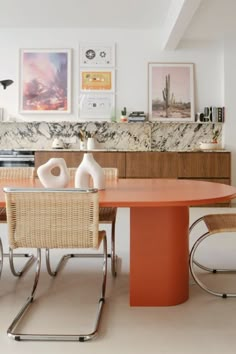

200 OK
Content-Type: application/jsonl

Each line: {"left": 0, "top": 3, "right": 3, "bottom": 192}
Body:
{"left": 0, "top": 121, "right": 223, "bottom": 151}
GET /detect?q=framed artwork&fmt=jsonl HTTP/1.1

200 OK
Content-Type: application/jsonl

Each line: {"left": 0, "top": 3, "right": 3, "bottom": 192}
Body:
{"left": 148, "top": 63, "right": 194, "bottom": 121}
{"left": 79, "top": 93, "right": 115, "bottom": 120}
{"left": 19, "top": 49, "right": 71, "bottom": 113}
{"left": 79, "top": 43, "right": 115, "bottom": 67}
{"left": 80, "top": 69, "right": 115, "bottom": 92}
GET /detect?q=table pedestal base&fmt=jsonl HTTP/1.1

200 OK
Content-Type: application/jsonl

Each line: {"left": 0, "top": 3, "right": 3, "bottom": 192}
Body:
{"left": 130, "top": 206, "right": 189, "bottom": 306}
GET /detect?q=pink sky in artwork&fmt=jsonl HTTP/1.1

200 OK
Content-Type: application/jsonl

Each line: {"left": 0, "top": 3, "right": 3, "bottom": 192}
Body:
{"left": 152, "top": 66, "right": 191, "bottom": 102}
{"left": 22, "top": 51, "right": 68, "bottom": 111}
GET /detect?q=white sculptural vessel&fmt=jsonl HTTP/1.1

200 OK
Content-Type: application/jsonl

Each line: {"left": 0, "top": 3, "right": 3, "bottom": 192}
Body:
{"left": 75, "top": 153, "right": 106, "bottom": 190}
{"left": 37, "top": 158, "right": 70, "bottom": 188}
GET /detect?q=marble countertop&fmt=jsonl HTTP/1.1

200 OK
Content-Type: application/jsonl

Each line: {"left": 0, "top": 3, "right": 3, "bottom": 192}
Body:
{"left": 8, "top": 148, "right": 229, "bottom": 153}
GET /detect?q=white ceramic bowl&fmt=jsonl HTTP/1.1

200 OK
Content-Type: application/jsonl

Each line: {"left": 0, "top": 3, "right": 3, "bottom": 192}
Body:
{"left": 199, "top": 142, "right": 221, "bottom": 150}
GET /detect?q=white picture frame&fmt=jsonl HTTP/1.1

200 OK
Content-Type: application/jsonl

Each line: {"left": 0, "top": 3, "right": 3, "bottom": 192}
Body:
{"left": 79, "top": 93, "right": 115, "bottom": 120}
{"left": 80, "top": 68, "right": 115, "bottom": 92}
{"left": 79, "top": 43, "right": 115, "bottom": 67}
{"left": 19, "top": 48, "right": 71, "bottom": 114}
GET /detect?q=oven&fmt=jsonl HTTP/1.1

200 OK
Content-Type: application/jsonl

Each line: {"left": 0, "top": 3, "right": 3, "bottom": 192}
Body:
{"left": 0, "top": 150, "right": 35, "bottom": 167}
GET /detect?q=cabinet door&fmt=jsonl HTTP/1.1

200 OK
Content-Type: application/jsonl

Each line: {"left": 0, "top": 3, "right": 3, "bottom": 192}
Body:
{"left": 178, "top": 152, "right": 231, "bottom": 179}
{"left": 126, "top": 152, "right": 178, "bottom": 178}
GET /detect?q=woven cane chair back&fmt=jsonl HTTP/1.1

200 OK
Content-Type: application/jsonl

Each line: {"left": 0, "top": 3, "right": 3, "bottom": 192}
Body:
{"left": 4, "top": 188, "right": 100, "bottom": 249}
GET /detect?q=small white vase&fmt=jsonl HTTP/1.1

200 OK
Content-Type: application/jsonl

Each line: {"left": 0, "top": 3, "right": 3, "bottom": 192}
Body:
{"left": 80, "top": 140, "right": 87, "bottom": 150}
{"left": 87, "top": 137, "right": 96, "bottom": 150}
{"left": 37, "top": 158, "right": 70, "bottom": 188}
{"left": 75, "top": 153, "right": 105, "bottom": 190}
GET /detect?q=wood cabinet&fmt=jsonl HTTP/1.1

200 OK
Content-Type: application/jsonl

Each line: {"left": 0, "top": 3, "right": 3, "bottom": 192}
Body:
{"left": 125, "top": 152, "right": 178, "bottom": 178}
{"left": 35, "top": 150, "right": 231, "bottom": 183}
{"left": 178, "top": 152, "right": 231, "bottom": 183}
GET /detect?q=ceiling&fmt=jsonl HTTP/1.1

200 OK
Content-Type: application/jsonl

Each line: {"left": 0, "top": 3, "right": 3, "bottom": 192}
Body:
{"left": 1, "top": 0, "right": 236, "bottom": 45}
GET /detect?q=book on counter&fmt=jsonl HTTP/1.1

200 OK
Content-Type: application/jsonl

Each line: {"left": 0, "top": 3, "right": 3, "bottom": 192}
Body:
{"left": 128, "top": 111, "right": 147, "bottom": 122}
{"left": 210, "top": 106, "right": 225, "bottom": 122}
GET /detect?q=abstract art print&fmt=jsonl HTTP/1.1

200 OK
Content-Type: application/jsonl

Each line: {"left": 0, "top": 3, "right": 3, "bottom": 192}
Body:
{"left": 19, "top": 49, "right": 71, "bottom": 113}
{"left": 148, "top": 63, "right": 194, "bottom": 121}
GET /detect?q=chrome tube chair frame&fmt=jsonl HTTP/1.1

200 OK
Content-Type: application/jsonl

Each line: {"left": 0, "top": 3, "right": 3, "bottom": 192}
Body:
{"left": 45, "top": 167, "right": 118, "bottom": 277}
{"left": 0, "top": 167, "right": 35, "bottom": 278}
{"left": 4, "top": 187, "right": 108, "bottom": 342}
{"left": 189, "top": 214, "right": 236, "bottom": 298}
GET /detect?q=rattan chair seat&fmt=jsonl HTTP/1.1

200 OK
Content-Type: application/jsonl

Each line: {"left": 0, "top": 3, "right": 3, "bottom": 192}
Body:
{"left": 203, "top": 214, "right": 236, "bottom": 233}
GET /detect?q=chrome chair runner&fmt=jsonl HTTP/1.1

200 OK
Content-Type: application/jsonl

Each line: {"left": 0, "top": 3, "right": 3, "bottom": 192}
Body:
{"left": 189, "top": 214, "right": 236, "bottom": 298}
{"left": 0, "top": 167, "right": 35, "bottom": 277}
{"left": 45, "top": 167, "right": 118, "bottom": 277}
{"left": 4, "top": 187, "right": 108, "bottom": 342}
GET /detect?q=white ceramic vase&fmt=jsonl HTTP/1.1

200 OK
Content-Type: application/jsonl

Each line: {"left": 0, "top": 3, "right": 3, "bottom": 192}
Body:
{"left": 80, "top": 139, "right": 87, "bottom": 150}
{"left": 37, "top": 158, "right": 70, "bottom": 188}
{"left": 75, "top": 153, "right": 105, "bottom": 190}
{"left": 87, "top": 137, "right": 96, "bottom": 150}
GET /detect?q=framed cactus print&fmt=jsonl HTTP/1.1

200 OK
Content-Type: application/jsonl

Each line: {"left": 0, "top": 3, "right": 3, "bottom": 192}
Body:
{"left": 148, "top": 63, "right": 194, "bottom": 121}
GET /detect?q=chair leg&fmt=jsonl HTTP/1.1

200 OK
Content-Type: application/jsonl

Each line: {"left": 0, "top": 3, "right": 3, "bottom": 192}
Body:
{"left": 190, "top": 217, "right": 236, "bottom": 273}
{"left": 46, "top": 221, "right": 117, "bottom": 277}
{"left": 111, "top": 219, "right": 117, "bottom": 277}
{"left": 6, "top": 249, "right": 35, "bottom": 277}
{"left": 189, "top": 232, "right": 236, "bottom": 298}
{"left": 8, "top": 237, "right": 108, "bottom": 342}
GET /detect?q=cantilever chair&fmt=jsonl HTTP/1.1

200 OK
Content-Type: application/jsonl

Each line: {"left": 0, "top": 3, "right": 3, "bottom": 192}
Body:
{"left": 4, "top": 187, "right": 107, "bottom": 342}
{"left": 45, "top": 167, "right": 118, "bottom": 277}
{"left": 0, "top": 167, "right": 35, "bottom": 278}
{"left": 189, "top": 214, "right": 236, "bottom": 298}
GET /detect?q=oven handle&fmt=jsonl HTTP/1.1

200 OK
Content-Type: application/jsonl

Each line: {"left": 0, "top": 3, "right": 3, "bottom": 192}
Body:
{"left": 0, "top": 157, "right": 35, "bottom": 162}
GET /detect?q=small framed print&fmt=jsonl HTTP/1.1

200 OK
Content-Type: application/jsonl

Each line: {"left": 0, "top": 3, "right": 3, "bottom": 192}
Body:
{"left": 79, "top": 43, "right": 115, "bottom": 67}
{"left": 19, "top": 49, "right": 71, "bottom": 114}
{"left": 148, "top": 62, "right": 194, "bottom": 121}
{"left": 79, "top": 93, "right": 115, "bottom": 120}
{"left": 80, "top": 69, "right": 115, "bottom": 92}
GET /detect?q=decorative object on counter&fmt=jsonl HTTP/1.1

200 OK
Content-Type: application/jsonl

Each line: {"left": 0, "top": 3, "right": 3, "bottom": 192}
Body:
{"left": 37, "top": 158, "right": 70, "bottom": 188}
{"left": 51, "top": 138, "right": 64, "bottom": 149}
{"left": 148, "top": 63, "right": 194, "bottom": 122}
{"left": 87, "top": 137, "right": 97, "bottom": 150}
{"left": 199, "top": 129, "right": 221, "bottom": 150}
{"left": 120, "top": 107, "right": 128, "bottom": 122}
{"left": 78, "top": 129, "right": 87, "bottom": 150}
{"left": 128, "top": 111, "right": 147, "bottom": 122}
{"left": 75, "top": 153, "right": 105, "bottom": 190}
{"left": 202, "top": 107, "right": 225, "bottom": 123}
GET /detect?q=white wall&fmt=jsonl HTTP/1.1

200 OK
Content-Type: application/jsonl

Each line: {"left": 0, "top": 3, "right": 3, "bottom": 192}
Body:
{"left": 223, "top": 39, "right": 236, "bottom": 186}
{"left": 0, "top": 28, "right": 223, "bottom": 121}
{"left": 1, "top": 28, "right": 235, "bottom": 183}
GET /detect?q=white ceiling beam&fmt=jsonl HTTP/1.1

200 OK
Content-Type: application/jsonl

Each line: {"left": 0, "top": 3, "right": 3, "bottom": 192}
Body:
{"left": 161, "top": 0, "right": 203, "bottom": 50}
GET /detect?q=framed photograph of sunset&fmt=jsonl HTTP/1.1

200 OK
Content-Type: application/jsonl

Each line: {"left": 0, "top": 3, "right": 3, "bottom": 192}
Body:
{"left": 19, "top": 49, "right": 71, "bottom": 113}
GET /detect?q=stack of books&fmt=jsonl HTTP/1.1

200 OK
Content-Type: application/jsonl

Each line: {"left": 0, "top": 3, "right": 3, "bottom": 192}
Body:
{"left": 128, "top": 111, "right": 147, "bottom": 122}
{"left": 210, "top": 106, "right": 225, "bottom": 122}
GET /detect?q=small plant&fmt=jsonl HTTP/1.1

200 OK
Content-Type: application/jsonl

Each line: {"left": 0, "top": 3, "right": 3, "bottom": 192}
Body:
{"left": 212, "top": 129, "right": 219, "bottom": 143}
{"left": 121, "top": 107, "right": 127, "bottom": 116}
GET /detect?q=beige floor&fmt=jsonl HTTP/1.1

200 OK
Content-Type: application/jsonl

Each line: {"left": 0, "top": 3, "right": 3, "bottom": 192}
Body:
{"left": 1, "top": 207, "right": 236, "bottom": 354}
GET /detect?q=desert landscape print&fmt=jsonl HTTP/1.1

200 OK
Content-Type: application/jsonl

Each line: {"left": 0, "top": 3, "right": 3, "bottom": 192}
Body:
{"left": 150, "top": 64, "right": 193, "bottom": 121}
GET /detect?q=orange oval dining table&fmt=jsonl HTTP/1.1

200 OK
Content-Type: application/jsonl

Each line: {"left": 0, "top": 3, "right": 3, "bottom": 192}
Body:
{"left": 1, "top": 178, "right": 236, "bottom": 307}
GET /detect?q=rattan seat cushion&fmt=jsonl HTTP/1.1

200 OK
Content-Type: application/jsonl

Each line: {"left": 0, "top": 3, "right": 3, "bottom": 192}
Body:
{"left": 203, "top": 214, "right": 236, "bottom": 234}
